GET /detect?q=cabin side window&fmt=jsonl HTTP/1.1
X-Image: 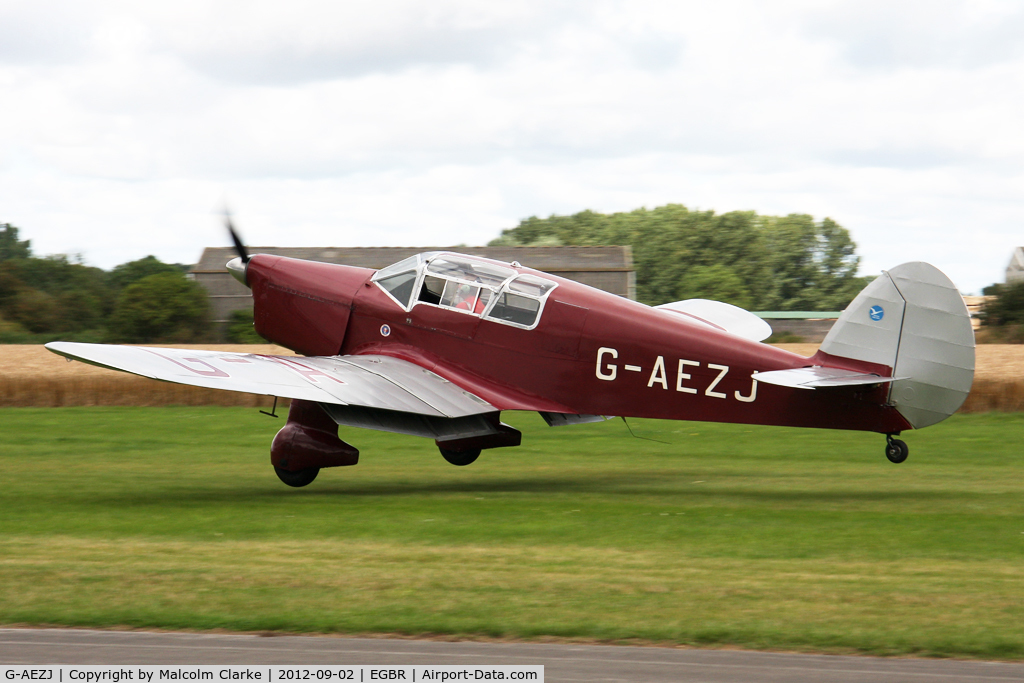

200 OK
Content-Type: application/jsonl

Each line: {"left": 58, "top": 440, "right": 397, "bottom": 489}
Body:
{"left": 484, "top": 274, "right": 556, "bottom": 329}
{"left": 416, "top": 255, "right": 515, "bottom": 316}
{"left": 439, "top": 281, "right": 486, "bottom": 313}
{"left": 486, "top": 292, "right": 541, "bottom": 326}
{"left": 418, "top": 275, "right": 445, "bottom": 305}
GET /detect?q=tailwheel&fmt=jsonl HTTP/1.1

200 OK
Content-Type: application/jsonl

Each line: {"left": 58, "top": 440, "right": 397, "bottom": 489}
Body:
{"left": 439, "top": 447, "right": 481, "bottom": 466}
{"left": 274, "top": 466, "right": 320, "bottom": 487}
{"left": 885, "top": 435, "right": 908, "bottom": 464}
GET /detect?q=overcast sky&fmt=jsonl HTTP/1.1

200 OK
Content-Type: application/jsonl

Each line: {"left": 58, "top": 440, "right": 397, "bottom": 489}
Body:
{"left": 1, "top": 0, "right": 1022, "bottom": 293}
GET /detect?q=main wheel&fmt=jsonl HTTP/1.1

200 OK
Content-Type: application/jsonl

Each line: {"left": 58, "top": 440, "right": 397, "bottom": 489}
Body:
{"left": 274, "top": 466, "right": 320, "bottom": 487}
{"left": 885, "top": 438, "right": 909, "bottom": 464}
{"left": 440, "top": 447, "right": 481, "bottom": 466}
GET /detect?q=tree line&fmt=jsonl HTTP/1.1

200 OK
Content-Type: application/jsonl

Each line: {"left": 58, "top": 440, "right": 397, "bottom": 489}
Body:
{"left": 0, "top": 224, "right": 213, "bottom": 344}
{"left": 489, "top": 204, "right": 870, "bottom": 310}
{"left": 8, "top": 204, "right": 1021, "bottom": 346}
{"left": 4, "top": 205, "right": 871, "bottom": 345}
{"left": 979, "top": 280, "right": 1024, "bottom": 343}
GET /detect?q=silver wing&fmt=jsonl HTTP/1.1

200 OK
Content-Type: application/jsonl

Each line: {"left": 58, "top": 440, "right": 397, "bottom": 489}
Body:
{"left": 45, "top": 342, "right": 496, "bottom": 438}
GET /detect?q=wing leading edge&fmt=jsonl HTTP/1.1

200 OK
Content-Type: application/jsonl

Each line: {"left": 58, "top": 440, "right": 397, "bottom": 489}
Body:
{"left": 44, "top": 342, "right": 494, "bottom": 419}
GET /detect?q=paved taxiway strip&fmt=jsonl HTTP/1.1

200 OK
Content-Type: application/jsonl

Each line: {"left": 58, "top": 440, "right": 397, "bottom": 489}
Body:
{"left": 2, "top": 629, "right": 1023, "bottom": 683}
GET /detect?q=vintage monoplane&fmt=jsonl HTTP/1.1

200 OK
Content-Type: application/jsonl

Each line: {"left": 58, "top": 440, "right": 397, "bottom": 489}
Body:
{"left": 46, "top": 228, "right": 975, "bottom": 487}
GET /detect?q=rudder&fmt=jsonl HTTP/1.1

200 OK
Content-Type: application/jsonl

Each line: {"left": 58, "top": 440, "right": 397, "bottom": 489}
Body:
{"left": 819, "top": 262, "right": 975, "bottom": 429}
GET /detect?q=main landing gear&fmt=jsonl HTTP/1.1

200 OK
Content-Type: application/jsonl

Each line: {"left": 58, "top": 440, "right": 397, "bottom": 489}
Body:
{"left": 274, "top": 466, "right": 320, "bottom": 487}
{"left": 270, "top": 400, "right": 359, "bottom": 488}
{"left": 885, "top": 434, "right": 908, "bottom": 464}
{"left": 439, "top": 447, "right": 482, "bottom": 466}
{"left": 434, "top": 420, "right": 521, "bottom": 467}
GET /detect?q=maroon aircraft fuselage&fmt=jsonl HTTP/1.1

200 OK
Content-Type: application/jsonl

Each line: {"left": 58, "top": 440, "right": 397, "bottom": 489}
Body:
{"left": 245, "top": 253, "right": 912, "bottom": 436}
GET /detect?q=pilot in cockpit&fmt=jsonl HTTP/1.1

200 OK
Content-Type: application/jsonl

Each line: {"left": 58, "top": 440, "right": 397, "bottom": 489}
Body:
{"left": 453, "top": 283, "right": 486, "bottom": 314}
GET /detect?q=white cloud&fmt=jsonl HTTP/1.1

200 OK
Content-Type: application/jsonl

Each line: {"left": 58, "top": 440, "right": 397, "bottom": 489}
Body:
{"left": 0, "top": 0, "right": 1022, "bottom": 294}
{"left": 804, "top": 0, "right": 1024, "bottom": 71}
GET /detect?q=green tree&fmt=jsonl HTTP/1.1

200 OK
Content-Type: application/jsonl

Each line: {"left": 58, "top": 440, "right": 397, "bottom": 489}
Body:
{"left": 30, "top": 258, "right": 108, "bottom": 329}
{"left": 0, "top": 227, "right": 201, "bottom": 341}
{"left": 759, "top": 215, "right": 867, "bottom": 310}
{"left": 981, "top": 281, "right": 1024, "bottom": 327}
{"left": 675, "top": 264, "right": 753, "bottom": 309}
{"left": 108, "top": 255, "right": 190, "bottom": 290}
{"left": 0, "top": 255, "right": 111, "bottom": 335}
{"left": 490, "top": 204, "right": 864, "bottom": 310}
{"left": 108, "top": 272, "right": 211, "bottom": 343}
{"left": 225, "top": 308, "right": 265, "bottom": 343}
{"left": 0, "top": 224, "right": 31, "bottom": 261}
{"left": 6, "top": 289, "right": 61, "bottom": 333}
{"left": 0, "top": 263, "right": 23, "bottom": 311}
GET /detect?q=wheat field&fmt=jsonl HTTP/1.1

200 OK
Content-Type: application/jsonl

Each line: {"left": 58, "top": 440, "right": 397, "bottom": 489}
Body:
{"left": 2, "top": 343, "right": 1022, "bottom": 411}
{"left": 0, "top": 344, "right": 293, "bottom": 408}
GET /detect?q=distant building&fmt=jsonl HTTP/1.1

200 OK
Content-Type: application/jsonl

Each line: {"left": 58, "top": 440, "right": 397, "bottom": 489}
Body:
{"left": 1007, "top": 247, "right": 1024, "bottom": 283}
{"left": 961, "top": 296, "right": 990, "bottom": 331}
{"left": 191, "top": 245, "right": 635, "bottom": 332}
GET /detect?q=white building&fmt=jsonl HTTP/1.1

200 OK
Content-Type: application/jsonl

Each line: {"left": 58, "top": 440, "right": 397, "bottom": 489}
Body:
{"left": 1007, "top": 247, "right": 1024, "bottom": 283}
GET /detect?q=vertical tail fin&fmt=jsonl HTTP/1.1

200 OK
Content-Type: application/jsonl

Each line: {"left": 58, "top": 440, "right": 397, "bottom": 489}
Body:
{"left": 819, "top": 262, "right": 975, "bottom": 429}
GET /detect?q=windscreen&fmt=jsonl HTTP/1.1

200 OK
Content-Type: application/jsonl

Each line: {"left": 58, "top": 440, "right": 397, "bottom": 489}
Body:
{"left": 376, "top": 271, "right": 418, "bottom": 308}
{"left": 374, "top": 254, "right": 423, "bottom": 280}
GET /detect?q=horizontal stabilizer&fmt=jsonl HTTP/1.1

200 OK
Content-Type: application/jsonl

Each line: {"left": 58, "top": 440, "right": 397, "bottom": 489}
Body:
{"left": 754, "top": 367, "right": 906, "bottom": 390}
{"left": 655, "top": 299, "right": 773, "bottom": 342}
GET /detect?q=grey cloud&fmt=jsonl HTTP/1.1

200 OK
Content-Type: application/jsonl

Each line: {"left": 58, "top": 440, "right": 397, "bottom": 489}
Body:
{"left": 0, "top": 3, "right": 573, "bottom": 79}
{"left": 0, "top": 2, "right": 92, "bottom": 65}
{"left": 0, "top": 3, "right": 688, "bottom": 85}
{"left": 181, "top": 24, "right": 521, "bottom": 85}
{"left": 805, "top": 3, "right": 1024, "bottom": 71}
{"left": 171, "top": 2, "right": 589, "bottom": 85}
{"left": 170, "top": 5, "right": 686, "bottom": 85}
{"left": 827, "top": 147, "right": 969, "bottom": 170}
{"left": 627, "top": 33, "right": 684, "bottom": 71}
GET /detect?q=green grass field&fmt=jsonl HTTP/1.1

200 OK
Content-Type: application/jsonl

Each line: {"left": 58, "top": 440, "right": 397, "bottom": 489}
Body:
{"left": 1, "top": 407, "right": 1023, "bottom": 659}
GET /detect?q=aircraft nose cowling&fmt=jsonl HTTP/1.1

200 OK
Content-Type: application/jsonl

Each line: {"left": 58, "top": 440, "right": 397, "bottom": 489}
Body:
{"left": 245, "top": 254, "right": 375, "bottom": 356}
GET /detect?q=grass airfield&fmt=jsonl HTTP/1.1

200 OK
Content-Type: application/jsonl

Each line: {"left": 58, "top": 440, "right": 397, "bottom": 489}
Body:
{"left": 1, "top": 407, "right": 1022, "bottom": 659}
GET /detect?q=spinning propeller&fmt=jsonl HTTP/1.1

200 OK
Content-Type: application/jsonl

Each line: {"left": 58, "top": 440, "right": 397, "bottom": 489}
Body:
{"left": 224, "top": 209, "right": 251, "bottom": 286}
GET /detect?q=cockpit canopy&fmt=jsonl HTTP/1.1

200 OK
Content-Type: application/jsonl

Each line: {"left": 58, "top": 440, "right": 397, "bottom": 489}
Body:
{"left": 372, "top": 252, "right": 557, "bottom": 329}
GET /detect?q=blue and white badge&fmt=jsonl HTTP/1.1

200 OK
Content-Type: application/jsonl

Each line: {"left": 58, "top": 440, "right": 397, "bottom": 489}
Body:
{"left": 380, "top": 324, "right": 391, "bottom": 337}
{"left": 868, "top": 305, "right": 884, "bottom": 321}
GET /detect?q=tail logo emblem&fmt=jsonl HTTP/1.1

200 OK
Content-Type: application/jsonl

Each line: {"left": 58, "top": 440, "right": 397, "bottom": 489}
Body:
{"left": 380, "top": 324, "right": 392, "bottom": 337}
{"left": 868, "top": 305, "right": 885, "bottom": 321}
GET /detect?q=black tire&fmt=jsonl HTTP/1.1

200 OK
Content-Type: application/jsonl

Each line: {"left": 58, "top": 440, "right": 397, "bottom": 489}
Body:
{"left": 439, "top": 447, "right": 481, "bottom": 466}
{"left": 885, "top": 439, "right": 909, "bottom": 464}
{"left": 274, "top": 466, "right": 320, "bottom": 487}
